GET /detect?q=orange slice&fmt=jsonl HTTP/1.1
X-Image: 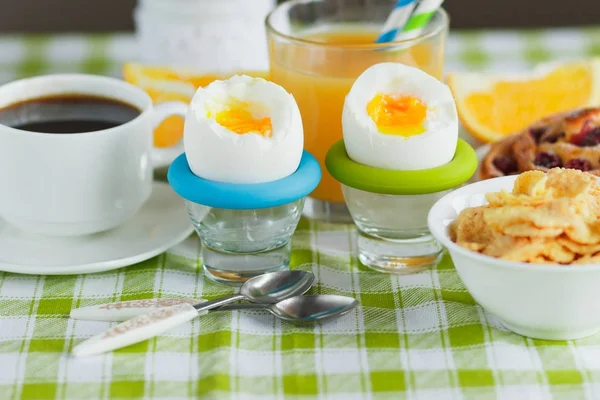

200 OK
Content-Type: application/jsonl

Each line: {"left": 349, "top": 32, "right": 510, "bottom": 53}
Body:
{"left": 448, "top": 59, "right": 600, "bottom": 143}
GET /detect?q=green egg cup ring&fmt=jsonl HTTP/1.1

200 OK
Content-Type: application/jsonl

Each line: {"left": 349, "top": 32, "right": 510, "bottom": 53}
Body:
{"left": 326, "top": 138, "right": 478, "bottom": 195}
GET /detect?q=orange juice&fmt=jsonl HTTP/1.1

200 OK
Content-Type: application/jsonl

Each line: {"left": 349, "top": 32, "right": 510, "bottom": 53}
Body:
{"left": 269, "top": 29, "right": 445, "bottom": 203}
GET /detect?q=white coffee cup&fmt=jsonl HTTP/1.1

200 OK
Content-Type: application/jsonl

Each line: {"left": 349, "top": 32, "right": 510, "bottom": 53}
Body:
{"left": 0, "top": 74, "right": 188, "bottom": 236}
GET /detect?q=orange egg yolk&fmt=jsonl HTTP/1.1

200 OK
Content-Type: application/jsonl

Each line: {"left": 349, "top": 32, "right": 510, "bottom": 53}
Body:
{"left": 366, "top": 94, "right": 427, "bottom": 137}
{"left": 213, "top": 101, "right": 272, "bottom": 138}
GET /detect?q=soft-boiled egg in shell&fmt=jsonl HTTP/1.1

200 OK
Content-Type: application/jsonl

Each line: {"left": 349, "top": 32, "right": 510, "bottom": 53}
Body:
{"left": 184, "top": 75, "right": 303, "bottom": 184}
{"left": 342, "top": 63, "right": 458, "bottom": 170}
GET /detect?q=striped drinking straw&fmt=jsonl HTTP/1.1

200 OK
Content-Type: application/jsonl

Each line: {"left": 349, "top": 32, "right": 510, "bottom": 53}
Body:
{"left": 376, "top": 0, "right": 418, "bottom": 43}
{"left": 400, "top": 0, "right": 445, "bottom": 37}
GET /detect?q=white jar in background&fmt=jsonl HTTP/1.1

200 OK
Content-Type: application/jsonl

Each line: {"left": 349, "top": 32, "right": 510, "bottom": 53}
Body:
{"left": 134, "top": 0, "right": 275, "bottom": 74}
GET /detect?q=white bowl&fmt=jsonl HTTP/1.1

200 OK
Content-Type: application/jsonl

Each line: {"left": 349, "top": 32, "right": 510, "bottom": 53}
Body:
{"left": 428, "top": 175, "right": 600, "bottom": 340}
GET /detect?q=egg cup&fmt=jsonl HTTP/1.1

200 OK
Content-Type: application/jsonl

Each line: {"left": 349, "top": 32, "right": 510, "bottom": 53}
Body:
{"left": 168, "top": 151, "right": 321, "bottom": 285}
{"left": 326, "top": 139, "right": 477, "bottom": 274}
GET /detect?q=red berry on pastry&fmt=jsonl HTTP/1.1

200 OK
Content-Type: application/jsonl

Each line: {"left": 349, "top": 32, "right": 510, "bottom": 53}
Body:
{"left": 565, "top": 158, "right": 592, "bottom": 171}
{"left": 534, "top": 152, "right": 562, "bottom": 169}
{"left": 492, "top": 156, "right": 518, "bottom": 174}
{"left": 570, "top": 119, "right": 600, "bottom": 146}
{"left": 529, "top": 128, "right": 545, "bottom": 143}
{"left": 542, "top": 132, "right": 565, "bottom": 143}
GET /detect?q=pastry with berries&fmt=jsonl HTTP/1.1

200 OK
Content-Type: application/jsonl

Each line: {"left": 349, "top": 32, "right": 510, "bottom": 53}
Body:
{"left": 481, "top": 108, "right": 600, "bottom": 179}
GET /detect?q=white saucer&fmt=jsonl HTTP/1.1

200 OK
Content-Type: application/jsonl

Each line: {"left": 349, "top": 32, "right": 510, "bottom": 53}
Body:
{"left": 0, "top": 182, "right": 194, "bottom": 275}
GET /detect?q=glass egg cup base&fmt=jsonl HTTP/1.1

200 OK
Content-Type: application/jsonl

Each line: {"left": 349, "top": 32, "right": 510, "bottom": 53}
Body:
{"left": 201, "top": 241, "right": 292, "bottom": 286}
{"left": 302, "top": 197, "right": 353, "bottom": 223}
{"left": 357, "top": 230, "right": 443, "bottom": 275}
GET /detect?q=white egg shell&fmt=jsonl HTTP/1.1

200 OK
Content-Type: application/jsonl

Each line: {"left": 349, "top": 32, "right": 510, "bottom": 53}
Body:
{"left": 184, "top": 75, "right": 303, "bottom": 184}
{"left": 342, "top": 63, "right": 458, "bottom": 171}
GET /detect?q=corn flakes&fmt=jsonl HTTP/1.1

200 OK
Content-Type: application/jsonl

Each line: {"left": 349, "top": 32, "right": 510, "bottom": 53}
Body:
{"left": 451, "top": 168, "right": 600, "bottom": 265}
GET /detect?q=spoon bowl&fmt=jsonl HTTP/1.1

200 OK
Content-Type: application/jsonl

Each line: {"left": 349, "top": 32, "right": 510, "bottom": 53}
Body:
{"left": 271, "top": 294, "right": 359, "bottom": 323}
{"left": 238, "top": 270, "right": 315, "bottom": 304}
{"left": 220, "top": 294, "right": 359, "bottom": 323}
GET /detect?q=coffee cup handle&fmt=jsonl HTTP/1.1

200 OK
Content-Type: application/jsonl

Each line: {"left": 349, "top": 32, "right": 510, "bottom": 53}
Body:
{"left": 150, "top": 101, "right": 189, "bottom": 169}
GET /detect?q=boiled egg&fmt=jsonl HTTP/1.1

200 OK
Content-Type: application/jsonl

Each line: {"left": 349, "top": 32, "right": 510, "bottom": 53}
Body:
{"left": 342, "top": 63, "right": 458, "bottom": 170}
{"left": 184, "top": 75, "right": 303, "bottom": 184}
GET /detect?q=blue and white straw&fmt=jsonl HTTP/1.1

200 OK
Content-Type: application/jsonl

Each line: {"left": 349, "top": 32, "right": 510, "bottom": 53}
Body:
{"left": 376, "top": 0, "right": 419, "bottom": 44}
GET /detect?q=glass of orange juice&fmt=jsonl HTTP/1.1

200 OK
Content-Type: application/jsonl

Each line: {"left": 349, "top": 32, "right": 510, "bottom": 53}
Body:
{"left": 266, "top": 0, "right": 449, "bottom": 222}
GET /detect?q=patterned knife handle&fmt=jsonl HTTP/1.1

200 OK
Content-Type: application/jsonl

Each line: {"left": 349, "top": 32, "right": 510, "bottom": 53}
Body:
{"left": 70, "top": 298, "right": 204, "bottom": 322}
{"left": 72, "top": 303, "right": 201, "bottom": 357}
{"left": 70, "top": 298, "right": 276, "bottom": 322}
{"left": 72, "top": 294, "right": 244, "bottom": 357}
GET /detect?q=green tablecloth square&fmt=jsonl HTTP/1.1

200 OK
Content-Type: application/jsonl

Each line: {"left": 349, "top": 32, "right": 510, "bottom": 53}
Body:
{"left": 370, "top": 370, "right": 407, "bottom": 392}
{"left": 110, "top": 380, "right": 146, "bottom": 398}
{"left": 281, "top": 332, "right": 314, "bottom": 350}
{"left": 282, "top": 375, "right": 319, "bottom": 395}
{"left": 21, "top": 383, "right": 57, "bottom": 400}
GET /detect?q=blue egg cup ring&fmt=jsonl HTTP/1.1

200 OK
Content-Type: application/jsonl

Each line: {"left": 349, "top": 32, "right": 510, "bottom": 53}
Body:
{"left": 168, "top": 151, "right": 322, "bottom": 209}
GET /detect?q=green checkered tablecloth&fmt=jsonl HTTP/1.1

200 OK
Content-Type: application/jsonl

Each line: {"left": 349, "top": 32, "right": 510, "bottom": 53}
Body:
{"left": 2, "top": 29, "right": 600, "bottom": 400}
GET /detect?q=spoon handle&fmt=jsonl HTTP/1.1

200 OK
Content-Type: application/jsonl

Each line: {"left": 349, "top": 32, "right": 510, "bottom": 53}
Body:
{"left": 71, "top": 294, "right": 244, "bottom": 357}
{"left": 219, "top": 303, "right": 266, "bottom": 311}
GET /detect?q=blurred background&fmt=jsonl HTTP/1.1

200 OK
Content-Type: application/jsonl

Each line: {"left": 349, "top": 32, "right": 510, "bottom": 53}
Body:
{"left": 0, "top": 0, "right": 598, "bottom": 32}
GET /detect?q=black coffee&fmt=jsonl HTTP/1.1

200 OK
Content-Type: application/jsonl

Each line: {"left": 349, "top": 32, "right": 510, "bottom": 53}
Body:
{"left": 0, "top": 94, "right": 141, "bottom": 133}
